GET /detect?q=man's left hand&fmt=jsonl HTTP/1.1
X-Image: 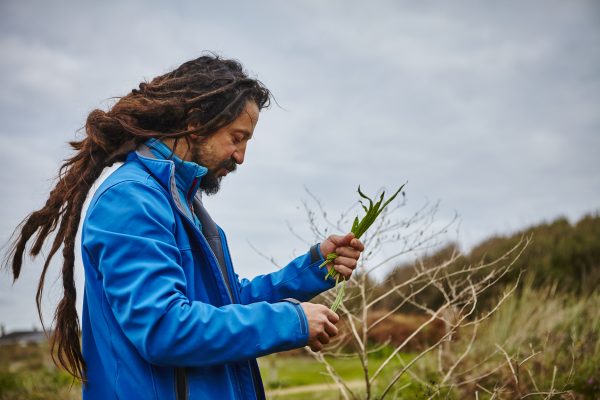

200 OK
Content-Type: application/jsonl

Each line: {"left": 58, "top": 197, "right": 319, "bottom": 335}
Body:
{"left": 319, "top": 233, "right": 365, "bottom": 280}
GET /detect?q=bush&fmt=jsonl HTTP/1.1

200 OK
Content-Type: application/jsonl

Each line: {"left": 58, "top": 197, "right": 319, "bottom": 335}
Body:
{"left": 0, "top": 343, "right": 80, "bottom": 400}
{"left": 414, "top": 278, "right": 600, "bottom": 399}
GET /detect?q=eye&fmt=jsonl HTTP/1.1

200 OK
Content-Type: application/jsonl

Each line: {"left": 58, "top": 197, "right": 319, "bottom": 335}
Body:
{"left": 232, "top": 134, "right": 244, "bottom": 144}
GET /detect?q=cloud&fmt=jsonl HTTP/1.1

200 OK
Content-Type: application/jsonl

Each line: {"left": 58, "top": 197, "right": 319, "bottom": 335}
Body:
{"left": 1, "top": 0, "right": 599, "bottom": 330}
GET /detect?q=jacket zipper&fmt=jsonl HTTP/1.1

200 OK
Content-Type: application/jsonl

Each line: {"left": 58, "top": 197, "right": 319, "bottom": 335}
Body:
{"left": 219, "top": 229, "right": 263, "bottom": 399}
{"left": 171, "top": 192, "right": 238, "bottom": 399}
{"left": 173, "top": 194, "right": 234, "bottom": 303}
{"left": 170, "top": 212, "right": 237, "bottom": 399}
{"left": 216, "top": 228, "right": 254, "bottom": 399}
{"left": 174, "top": 367, "right": 187, "bottom": 400}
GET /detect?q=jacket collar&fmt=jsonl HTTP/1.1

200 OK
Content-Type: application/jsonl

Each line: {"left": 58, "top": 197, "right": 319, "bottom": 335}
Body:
{"left": 131, "top": 139, "right": 208, "bottom": 201}
{"left": 126, "top": 148, "right": 205, "bottom": 216}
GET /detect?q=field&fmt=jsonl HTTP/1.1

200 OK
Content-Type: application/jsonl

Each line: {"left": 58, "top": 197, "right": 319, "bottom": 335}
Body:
{"left": 0, "top": 343, "right": 423, "bottom": 400}
{"left": 2, "top": 283, "right": 598, "bottom": 400}
{"left": 259, "top": 351, "right": 420, "bottom": 399}
{"left": 0, "top": 341, "right": 80, "bottom": 400}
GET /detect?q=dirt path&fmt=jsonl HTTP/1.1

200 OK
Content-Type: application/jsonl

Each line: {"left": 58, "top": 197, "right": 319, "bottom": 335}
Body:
{"left": 266, "top": 380, "right": 364, "bottom": 396}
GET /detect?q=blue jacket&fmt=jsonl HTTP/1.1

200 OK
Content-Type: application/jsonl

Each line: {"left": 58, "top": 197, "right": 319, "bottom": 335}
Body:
{"left": 80, "top": 147, "right": 334, "bottom": 399}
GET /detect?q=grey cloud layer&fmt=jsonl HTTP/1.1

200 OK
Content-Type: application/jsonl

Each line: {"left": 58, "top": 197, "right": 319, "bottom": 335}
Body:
{"left": 1, "top": 0, "right": 598, "bottom": 330}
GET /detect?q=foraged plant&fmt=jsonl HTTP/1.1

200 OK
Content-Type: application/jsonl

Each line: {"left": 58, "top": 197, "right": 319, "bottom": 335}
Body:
{"left": 319, "top": 184, "right": 405, "bottom": 311}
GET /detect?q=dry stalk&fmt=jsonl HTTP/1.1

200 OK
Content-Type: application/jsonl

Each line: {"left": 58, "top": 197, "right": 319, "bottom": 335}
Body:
{"left": 269, "top": 190, "right": 543, "bottom": 399}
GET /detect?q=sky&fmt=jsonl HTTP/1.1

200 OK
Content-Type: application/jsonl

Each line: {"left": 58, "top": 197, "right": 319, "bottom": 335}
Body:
{"left": 0, "top": 0, "right": 598, "bottom": 331}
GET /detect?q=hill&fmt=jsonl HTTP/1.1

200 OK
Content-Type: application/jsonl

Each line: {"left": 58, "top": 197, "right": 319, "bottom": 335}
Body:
{"left": 376, "top": 212, "right": 600, "bottom": 312}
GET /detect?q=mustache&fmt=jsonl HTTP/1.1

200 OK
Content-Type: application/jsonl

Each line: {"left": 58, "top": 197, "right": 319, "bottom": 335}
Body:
{"left": 219, "top": 158, "right": 237, "bottom": 173}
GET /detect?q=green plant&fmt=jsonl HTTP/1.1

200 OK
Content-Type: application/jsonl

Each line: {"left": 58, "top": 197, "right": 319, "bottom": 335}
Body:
{"left": 319, "top": 184, "right": 405, "bottom": 311}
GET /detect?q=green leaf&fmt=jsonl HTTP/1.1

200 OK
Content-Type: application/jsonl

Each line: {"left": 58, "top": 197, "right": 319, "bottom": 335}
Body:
{"left": 360, "top": 201, "right": 368, "bottom": 214}
{"left": 357, "top": 186, "right": 373, "bottom": 210}
{"left": 323, "top": 183, "right": 407, "bottom": 310}
{"left": 318, "top": 252, "right": 338, "bottom": 269}
{"left": 351, "top": 216, "right": 359, "bottom": 234}
{"left": 377, "top": 183, "right": 406, "bottom": 216}
{"left": 331, "top": 280, "right": 345, "bottom": 312}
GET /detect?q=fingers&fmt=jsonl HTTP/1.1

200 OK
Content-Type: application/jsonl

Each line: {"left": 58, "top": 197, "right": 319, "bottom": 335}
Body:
{"left": 350, "top": 238, "right": 365, "bottom": 252}
{"left": 324, "top": 308, "right": 340, "bottom": 324}
{"left": 333, "top": 264, "right": 353, "bottom": 279}
{"left": 310, "top": 316, "right": 339, "bottom": 352}
{"left": 331, "top": 233, "right": 364, "bottom": 251}
{"left": 324, "top": 320, "right": 338, "bottom": 337}
{"left": 330, "top": 250, "right": 358, "bottom": 279}
{"left": 329, "top": 232, "right": 355, "bottom": 247}
{"left": 335, "top": 246, "right": 361, "bottom": 259}
{"left": 310, "top": 341, "right": 323, "bottom": 352}
{"left": 329, "top": 236, "right": 364, "bottom": 256}
{"left": 299, "top": 303, "right": 341, "bottom": 352}
{"left": 323, "top": 234, "right": 364, "bottom": 263}
{"left": 317, "top": 331, "right": 330, "bottom": 345}
{"left": 333, "top": 256, "right": 357, "bottom": 268}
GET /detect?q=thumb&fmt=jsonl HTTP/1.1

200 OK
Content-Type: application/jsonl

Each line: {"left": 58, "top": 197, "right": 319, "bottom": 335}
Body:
{"left": 329, "top": 232, "right": 355, "bottom": 247}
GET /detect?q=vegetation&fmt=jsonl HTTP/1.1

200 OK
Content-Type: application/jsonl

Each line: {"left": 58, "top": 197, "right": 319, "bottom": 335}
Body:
{"left": 0, "top": 342, "right": 80, "bottom": 400}
{"left": 379, "top": 212, "right": 600, "bottom": 313}
{"left": 293, "top": 187, "right": 599, "bottom": 399}
{"left": 260, "top": 276, "right": 600, "bottom": 399}
{"left": 408, "top": 278, "right": 600, "bottom": 399}
{"left": 1, "top": 211, "right": 598, "bottom": 399}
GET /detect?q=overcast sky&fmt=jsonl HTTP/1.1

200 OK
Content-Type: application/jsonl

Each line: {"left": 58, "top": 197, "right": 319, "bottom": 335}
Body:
{"left": 1, "top": 0, "right": 598, "bottom": 331}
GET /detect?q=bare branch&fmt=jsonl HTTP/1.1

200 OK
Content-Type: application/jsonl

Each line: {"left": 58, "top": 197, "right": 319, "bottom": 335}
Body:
{"left": 246, "top": 239, "right": 282, "bottom": 269}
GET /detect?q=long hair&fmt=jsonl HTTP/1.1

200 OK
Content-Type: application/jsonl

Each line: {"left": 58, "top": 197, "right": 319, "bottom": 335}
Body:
{"left": 5, "top": 54, "right": 271, "bottom": 381}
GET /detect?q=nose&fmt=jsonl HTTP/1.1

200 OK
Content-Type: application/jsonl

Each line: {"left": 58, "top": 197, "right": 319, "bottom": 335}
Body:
{"left": 232, "top": 147, "right": 245, "bottom": 165}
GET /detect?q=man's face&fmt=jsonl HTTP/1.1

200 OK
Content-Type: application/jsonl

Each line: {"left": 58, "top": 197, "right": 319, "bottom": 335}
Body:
{"left": 189, "top": 101, "right": 260, "bottom": 195}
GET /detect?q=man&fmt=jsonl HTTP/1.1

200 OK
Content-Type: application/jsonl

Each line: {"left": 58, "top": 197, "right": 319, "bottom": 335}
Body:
{"left": 8, "top": 55, "right": 364, "bottom": 399}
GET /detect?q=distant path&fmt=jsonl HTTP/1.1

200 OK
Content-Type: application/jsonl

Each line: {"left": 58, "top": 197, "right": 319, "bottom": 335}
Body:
{"left": 267, "top": 380, "right": 363, "bottom": 396}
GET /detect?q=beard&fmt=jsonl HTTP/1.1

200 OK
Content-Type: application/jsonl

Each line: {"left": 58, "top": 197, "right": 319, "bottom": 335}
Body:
{"left": 190, "top": 138, "right": 237, "bottom": 196}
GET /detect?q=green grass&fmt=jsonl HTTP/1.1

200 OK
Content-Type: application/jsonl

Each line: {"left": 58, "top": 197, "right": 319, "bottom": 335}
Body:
{"left": 0, "top": 342, "right": 80, "bottom": 400}
{"left": 258, "top": 351, "right": 398, "bottom": 389}
{"left": 258, "top": 350, "right": 430, "bottom": 399}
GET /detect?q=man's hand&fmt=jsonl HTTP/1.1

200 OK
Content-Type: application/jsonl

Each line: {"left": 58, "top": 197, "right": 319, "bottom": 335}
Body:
{"left": 320, "top": 233, "right": 365, "bottom": 280}
{"left": 300, "top": 302, "right": 339, "bottom": 352}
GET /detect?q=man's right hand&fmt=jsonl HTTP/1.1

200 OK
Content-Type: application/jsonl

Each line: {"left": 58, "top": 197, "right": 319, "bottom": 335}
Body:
{"left": 300, "top": 302, "right": 339, "bottom": 352}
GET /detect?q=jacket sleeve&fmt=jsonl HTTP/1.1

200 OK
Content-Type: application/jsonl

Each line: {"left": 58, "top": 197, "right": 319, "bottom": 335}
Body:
{"left": 82, "top": 179, "right": 308, "bottom": 367}
{"left": 236, "top": 244, "right": 336, "bottom": 305}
